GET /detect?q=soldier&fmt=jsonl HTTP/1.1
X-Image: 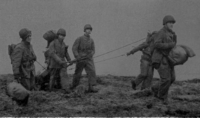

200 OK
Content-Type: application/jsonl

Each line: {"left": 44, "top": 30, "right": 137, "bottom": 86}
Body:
{"left": 151, "top": 15, "right": 177, "bottom": 104}
{"left": 71, "top": 24, "right": 98, "bottom": 93}
{"left": 44, "top": 30, "right": 57, "bottom": 69}
{"left": 35, "top": 30, "right": 57, "bottom": 91}
{"left": 48, "top": 28, "right": 71, "bottom": 91}
{"left": 11, "top": 28, "right": 37, "bottom": 91}
{"left": 127, "top": 31, "right": 156, "bottom": 90}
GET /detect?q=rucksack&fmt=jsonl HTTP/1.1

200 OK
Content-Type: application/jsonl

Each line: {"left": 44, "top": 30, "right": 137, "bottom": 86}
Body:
{"left": 8, "top": 44, "right": 19, "bottom": 64}
{"left": 146, "top": 31, "right": 158, "bottom": 44}
{"left": 43, "top": 30, "right": 57, "bottom": 43}
{"left": 141, "top": 31, "right": 158, "bottom": 56}
{"left": 168, "top": 45, "right": 195, "bottom": 66}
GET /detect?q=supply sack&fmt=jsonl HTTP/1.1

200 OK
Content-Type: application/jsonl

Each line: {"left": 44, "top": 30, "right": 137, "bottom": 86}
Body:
{"left": 7, "top": 81, "right": 30, "bottom": 101}
{"left": 168, "top": 45, "right": 195, "bottom": 66}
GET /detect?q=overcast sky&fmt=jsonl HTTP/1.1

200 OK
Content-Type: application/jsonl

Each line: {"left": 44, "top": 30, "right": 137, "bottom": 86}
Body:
{"left": 0, "top": 0, "right": 200, "bottom": 80}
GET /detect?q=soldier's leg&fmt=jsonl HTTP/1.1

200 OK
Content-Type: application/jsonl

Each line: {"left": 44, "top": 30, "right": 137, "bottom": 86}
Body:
{"left": 30, "top": 73, "right": 36, "bottom": 91}
{"left": 141, "top": 65, "right": 154, "bottom": 90}
{"left": 55, "top": 69, "right": 62, "bottom": 89}
{"left": 60, "top": 68, "right": 73, "bottom": 93}
{"left": 132, "top": 59, "right": 150, "bottom": 89}
{"left": 49, "top": 68, "right": 57, "bottom": 91}
{"left": 38, "top": 69, "right": 50, "bottom": 90}
{"left": 153, "top": 58, "right": 172, "bottom": 100}
{"left": 85, "top": 59, "right": 97, "bottom": 91}
{"left": 171, "top": 67, "right": 176, "bottom": 84}
{"left": 71, "top": 62, "right": 85, "bottom": 89}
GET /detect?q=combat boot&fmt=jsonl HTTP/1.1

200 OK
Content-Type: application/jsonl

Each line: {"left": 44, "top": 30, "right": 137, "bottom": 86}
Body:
{"left": 162, "top": 98, "right": 169, "bottom": 105}
{"left": 131, "top": 80, "right": 136, "bottom": 90}
{"left": 86, "top": 85, "right": 98, "bottom": 93}
{"left": 69, "top": 84, "right": 78, "bottom": 90}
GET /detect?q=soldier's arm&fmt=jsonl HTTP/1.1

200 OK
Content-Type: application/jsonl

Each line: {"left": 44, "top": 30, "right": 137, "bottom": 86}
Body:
{"left": 30, "top": 45, "right": 37, "bottom": 61}
{"left": 129, "top": 42, "right": 148, "bottom": 54}
{"left": 48, "top": 41, "right": 56, "bottom": 58}
{"left": 48, "top": 41, "right": 64, "bottom": 64}
{"left": 72, "top": 38, "right": 80, "bottom": 59}
{"left": 154, "top": 32, "right": 176, "bottom": 49}
{"left": 11, "top": 46, "right": 23, "bottom": 75}
{"left": 173, "top": 33, "right": 177, "bottom": 45}
{"left": 90, "top": 39, "right": 95, "bottom": 56}
{"left": 65, "top": 45, "right": 71, "bottom": 61}
{"left": 44, "top": 50, "right": 48, "bottom": 63}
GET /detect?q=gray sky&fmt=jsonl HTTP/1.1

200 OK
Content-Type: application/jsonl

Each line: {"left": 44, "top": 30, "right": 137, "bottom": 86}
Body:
{"left": 0, "top": 0, "right": 200, "bottom": 80}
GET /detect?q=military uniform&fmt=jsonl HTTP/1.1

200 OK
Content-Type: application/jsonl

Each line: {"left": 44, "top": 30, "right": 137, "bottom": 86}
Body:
{"left": 71, "top": 24, "right": 97, "bottom": 91}
{"left": 34, "top": 30, "right": 57, "bottom": 91}
{"left": 43, "top": 30, "right": 57, "bottom": 68}
{"left": 128, "top": 32, "right": 155, "bottom": 90}
{"left": 48, "top": 29, "right": 71, "bottom": 91}
{"left": 12, "top": 41, "right": 36, "bottom": 90}
{"left": 151, "top": 16, "right": 177, "bottom": 102}
{"left": 44, "top": 48, "right": 50, "bottom": 68}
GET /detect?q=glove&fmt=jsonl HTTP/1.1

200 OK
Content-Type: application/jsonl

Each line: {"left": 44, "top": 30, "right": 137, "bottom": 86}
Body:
{"left": 62, "top": 61, "right": 73, "bottom": 68}
{"left": 87, "top": 52, "right": 94, "bottom": 58}
{"left": 30, "top": 56, "right": 36, "bottom": 62}
{"left": 68, "top": 60, "right": 74, "bottom": 66}
{"left": 63, "top": 63, "right": 68, "bottom": 68}
{"left": 75, "top": 56, "right": 81, "bottom": 61}
{"left": 127, "top": 52, "right": 132, "bottom": 56}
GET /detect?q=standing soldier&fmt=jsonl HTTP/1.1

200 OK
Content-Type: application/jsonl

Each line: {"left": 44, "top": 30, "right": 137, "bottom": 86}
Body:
{"left": 11, "top": 28, "right": 37, "bottom": 91}
{"left": 127, "top": 31, "right": 156, "bottom": 90}
{"left": 71, "top": 24, "right": 98, "bottom": 93}
{"left": 35, "top": 30, "right": 57, "bottom": 91}
{"left": 151, "top": 15, "right": 177, "bottom": 104}
{"left": 48, "top": 28, "right": 71, "bottom": 91}
{"left": 44, "top": 30, "right": 57, "bottom": 69}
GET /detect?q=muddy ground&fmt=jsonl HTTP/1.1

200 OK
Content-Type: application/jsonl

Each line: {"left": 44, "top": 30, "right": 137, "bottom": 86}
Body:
{"left": 0, "top": 74, "right": 200, "bottom": 117}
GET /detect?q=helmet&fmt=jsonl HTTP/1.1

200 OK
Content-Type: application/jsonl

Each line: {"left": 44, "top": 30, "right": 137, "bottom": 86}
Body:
{"left": 84, "top": 24, "right": 92, "bottom": 32}
{"left": 57, "top": 28, "right": 66, "bottom": 36}
{"left": 19, "top": 28, "right": 31, "bottom": 40}
{"left": 163, "top": 15, "right": 176, "bottom": 25}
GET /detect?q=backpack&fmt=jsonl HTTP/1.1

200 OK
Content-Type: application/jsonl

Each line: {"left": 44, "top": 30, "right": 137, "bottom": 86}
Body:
{"left": 146, "top": 31, "right": 158, "bottom": 44}
{"left": 141, "top": 31, "right": 158, "bottom": 56}
{"left": 168, "top": 45, "right": 195, "bottom": 66}
{"left": 8, "top": 44, "right": 19, "bottom": 63}
{"left": 43, "top": 30, "right": 57, "bottom": 43}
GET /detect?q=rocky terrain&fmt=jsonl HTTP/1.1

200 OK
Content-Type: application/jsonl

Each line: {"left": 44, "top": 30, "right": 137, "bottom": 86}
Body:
{"left": 0, "top": 74, "right": 200, "bottom": 117}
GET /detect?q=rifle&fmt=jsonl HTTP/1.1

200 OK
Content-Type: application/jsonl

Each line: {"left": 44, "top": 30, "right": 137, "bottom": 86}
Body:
{"left": 65, "top": 55, "right": 91, "bottom": 67}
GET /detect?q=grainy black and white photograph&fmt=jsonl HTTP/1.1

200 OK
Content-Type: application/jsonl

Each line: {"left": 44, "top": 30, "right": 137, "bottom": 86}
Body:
{"left": 0, "top": 0, "right": 200, "bottom": 117}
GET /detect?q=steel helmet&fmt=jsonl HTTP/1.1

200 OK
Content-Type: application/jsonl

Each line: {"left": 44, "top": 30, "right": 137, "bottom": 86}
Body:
{"left": 84, "top": 24, "right": 92, "bottom": 32}
{"left": 19, "top": 28, "right": 31, "bottom": 40}
{"left": 57, "top": 28, "right": 66, "bottom": 36}
{"left": 163, "top": 15, "right": 176, "bottom": 25}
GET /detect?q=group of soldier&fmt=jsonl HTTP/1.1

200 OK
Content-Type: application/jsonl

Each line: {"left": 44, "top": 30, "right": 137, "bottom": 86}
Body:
{"left": 127, "top": 15, "right": 177, "bottom": 104}
{"left": 11, "top": 15, "right": 178, "bottom": 105}
{"left": 11, "top": 24, "right": 98, "bottom": 94}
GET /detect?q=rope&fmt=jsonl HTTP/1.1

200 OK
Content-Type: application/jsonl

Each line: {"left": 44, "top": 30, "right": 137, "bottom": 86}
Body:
{"left": 68, "top": 53, "right": 126, "bottom": 70}
{"left": 68, "top": 37, "right": 146, "bottom": 70}
{"left": 93, "top": 37, "right": 146, "bottom": 58}
{"left": 62, "top": 37, "right": 146, "bottom": 70}
{"left": 36, "top": 61, "right": 46, "bottom": 70}
{"left": 94, "top": 54, "right": 126, "bottom": 63}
